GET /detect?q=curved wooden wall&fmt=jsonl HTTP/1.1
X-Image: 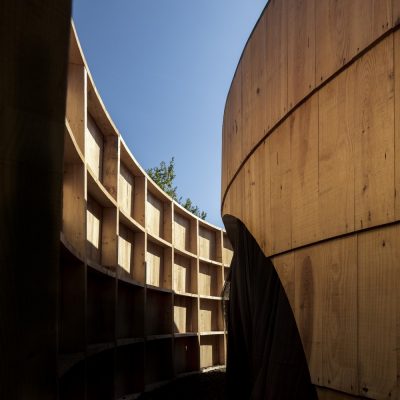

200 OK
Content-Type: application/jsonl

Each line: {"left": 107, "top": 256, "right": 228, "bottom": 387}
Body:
{"left": 60, "top": 23, "right": 233, "bottom": 399}
{"left": 222, "top": 1, "right": 400, "bottom": 399}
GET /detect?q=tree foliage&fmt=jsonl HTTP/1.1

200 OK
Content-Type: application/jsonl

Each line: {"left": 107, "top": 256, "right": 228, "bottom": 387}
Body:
{"left": 146, "top": 157, "right": 207, "bottom": 220}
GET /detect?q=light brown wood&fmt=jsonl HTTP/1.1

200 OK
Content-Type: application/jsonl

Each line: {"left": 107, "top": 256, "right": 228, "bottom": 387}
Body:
{"left": 146, "top": 241, "right": 164, "bottom": 288}
{"left": 173, "top": 254, "right": 197, "bottom": 294}
{"left": 86, "top": 114, "right": 104, "bottom": 181}
{"left": 198, "top": 226, "right": 216, "bottom": 261}
{"left": 146, "top": 191, "right": 164, "bottom": 238}
{"left": 291, "top": 95, "right": 319, "bottom": 247}
{"left": 198, "top": 262, "right": 222, "bottom": 297}
{"left": 222, "top": 234, "right": 233, "bottom": 266}
{"left": 102, "top": 135, "right": 118, "bottom": 200}
{"left": 269, "top": 120, "right": 292, "bottom": 253}
{"left": 118, "top": 224, "right": 133, "bottom": 273}
{"left": 287, "top": 0, "right": 315, "bottom": 109}
{"left": 173, "top": 296, "right": 198, "bottom": 333}
{"left": 173, "top": 212, "right": 191, "bottom": 252}
{"left": 86, "top": 196, "right": 102, "bottom": 264}
{"left": 199, "top": 299, "right": 222, "bottom": 332}
{"left": 200, "top": 335, "right": 224, "bottom": 369}
{"left": 271, "top": 252, "right": 295, "bottom": 311}
{"left": 119, "top": 162, "right": 134, "bottom": 217}
{"left": 316, "top": 0, "right": 392, "bottom": 83}
{"left": 318, "top": 73, "right": 355, "bottom": 240}
{"left": 395, "top": 31, "right": 400, "bottom": 220}
{"left": 358, "top": 225, "right": 399, "bottom": 398}
{"left": 353, "top": 37, "right": 394, "bottom": 230}
{"left": 395, "top": 0, "right": 400, "bottom": 27}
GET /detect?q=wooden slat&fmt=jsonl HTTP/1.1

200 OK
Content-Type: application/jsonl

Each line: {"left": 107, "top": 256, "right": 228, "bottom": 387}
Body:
{"left": 291, "top": 95, "right": 319, "bottom": 247}
{"left": 318, "top": 72, "right": 355, "bottom": 240}
{"left": 353, "top": 37, "right": 394, "bottom": 230}
{"left": 222, "top": 234, "right": 233, "bottom": 266}
{"left": 241, "top": 11, "right": 267, "bottom": 158}
{"left": 265, "top": 0, "right": 288, "bottom": 128}
{"left": 198, "top": 262, "right": 221, "bottom": 297}
{"left": 358, "top": 225, "right": 399, "bottom": 398}
{"left": 198, "top": 227, "right": 216, "bottom": 261}
{"left": 395, "top": 31, "right": 400, "bottom": 220}
{"left": 269, "top": 120, "right": 291, "bottom": 254}
{"left": 146, "top": 241, "right": 164, "bottom": 287}
{"left": 174, "top": 297, "right": 197, "bottom": 333}
{"left": 118, "top": 224, "right": 133, "bottom": 273}
{"left": 316, "top": 0, "right": 392, "bottom": 83}
{"left": 146, "top": 191, "right": 163, "bottom": 238}
{"left": 395, "top": 0, "right": 400, "bottom": 27}
{"left": 85, "top": 114, "right": 104, "bottom": 181}
{"left": 199, "top": 299, "right": 221, "bottom": 332}
{"left": 271, "top": 252, "right": 295, "bottom": 312}
{"left": 86, "top": 196, "right": 102, "bottom": 264}
{"left": 294, "top": 244, "right": 323, "bottom": 386}
{"left": 173, "top": 212, "right": 190, "bottom": 252}
{"left": 321, "top": 237, "right": 358, "bottom": 395}
{"left": 287, "top": 0, "right": 315, "bottom": 109}
{"left": 102, "top": 135, "right": 118, "bottom": 200}
{"left": 173, "top": 254, "right": 195, "bottom": 294}
{"left": 118, "top": 162, "right": 134, "bottom": 217}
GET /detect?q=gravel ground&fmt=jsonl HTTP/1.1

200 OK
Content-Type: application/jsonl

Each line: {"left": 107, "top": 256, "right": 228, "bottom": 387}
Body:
{"left": 138, "top": 370, "right": 226, "bottom": 400}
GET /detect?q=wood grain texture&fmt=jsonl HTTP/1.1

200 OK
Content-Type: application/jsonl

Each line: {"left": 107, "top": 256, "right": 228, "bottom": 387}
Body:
{"left": 395, "top": 0, "right": 400, "bottom": 27}
{"left": 291, "top": 95, "right": 319, "bottom": 247}
{"left": 199, "top": 299, "right": 222, "bottom": 332}
{"left": 200, "top": 336, "right": 223, "bottom": 368}
{"left": 198, "top": 227, "right": 216, "bottom": 261}
{"left": 395, "top": 30, "right": 400, "bottom": 220}
{"left": 316, "top": 0, "right": 392, "bottom": 82}
{"left": 146, "top": 241, "right": 163, "bottom": 287}
{"left": 199, "top": 262, "right": 221, "bottom": 297}
{"left": 271, "top": 252, "right": 295, "bottom": 311}
{"left": 321, "top": 237, "right": 358, "bottom": 395}
{"left": 265, "top": 0, "right": 288, "bottom": 128}
{"left": 86, "top": 196, "right": 102, "bottom": 263}
{"left": 118, "top": 162, "right": 134, "bottom": 217}
{"left": 174, "top": 296, "right": 197, "bottom": 333}
{"left": 118, "top": 224, "right": 133, "bottom": 273}
{"left": 318, "top": 73, "right": 355, "bottom": 240}
{"left": 173, "top": 212, "right": 190, "bottom": 252}
{"left": 86, "top": 114, "right": 104, "bottom": 181}
{"left": 353, "top": 36, "right": 394, "bottom": 230}
{"left": 173, "top": 254, "right": 196, "bottom": 294}
{"left": 294, "top": 244, "right": 323, "bottom": 385}
{"left": 269, "top": 120, "right": 292, "bottom": 253}
{"left": 146, "top": 192, "right": 163, "bottom": 238}
{"left": 241, "top": 11, "right": 267, "bottom": 158}
{"left": 358, "top": 225, "right": 399, "bottom": 399}
{"left": 287, "top": 0, "right": 315, "bottom": 109}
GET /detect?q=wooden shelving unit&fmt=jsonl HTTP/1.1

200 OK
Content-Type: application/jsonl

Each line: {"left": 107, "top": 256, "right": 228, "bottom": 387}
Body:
{"left": 58, "top": 23, "right": 234, "bottom": 398}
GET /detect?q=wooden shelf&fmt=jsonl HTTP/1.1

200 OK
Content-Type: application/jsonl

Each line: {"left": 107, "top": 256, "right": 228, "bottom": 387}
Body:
{"left": 173, "top": 252, "right": 197, "bottom": 295}
{"left": 199, "top": 298, "right": 223, "bottom": 333}
{"left": 198, "top": 225, "right": 217, "bottom": 261}
{"left": 174, "top": 336, "right": 200, "bottom": 375}
{"left": 146, "top": 288, "right": 172, "bottom": 336}
{"left": 173, "top": 206, "right": 197, "bottom": 254}
{"left": 146, "top": 189, "right": 172, "bottom": 242}
{"left": 145, "top": 338, "right": 173, "bottom": 386}
{"left": 59, "top": 360, "right": 85, "bottom": 400}
{"left": 146, "top": 241, "right": 172, "bottom": 289}
{"left": 198, "top": 261, "right": 223, "bottom": 297}
{"left": 200, "top": 335, "right": 225, "bottom": 369}
{"left": 87, "top": 350, "right": 114, "bottom": 400}
{"left": 173, "top": 294, "right": 198, "bottom": 334}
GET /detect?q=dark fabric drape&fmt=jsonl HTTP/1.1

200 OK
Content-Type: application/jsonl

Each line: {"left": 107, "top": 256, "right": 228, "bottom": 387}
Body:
{"left": 223, "top": 215, "right": 317, "bottom": 400}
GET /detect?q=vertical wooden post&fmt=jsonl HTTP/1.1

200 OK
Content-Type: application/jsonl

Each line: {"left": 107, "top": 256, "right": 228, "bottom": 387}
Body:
{"left": 0, "top": 1, "right": 71, "bottom": 398}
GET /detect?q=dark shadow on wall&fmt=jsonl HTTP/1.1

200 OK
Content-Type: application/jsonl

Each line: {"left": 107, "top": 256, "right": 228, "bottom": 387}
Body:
{"left": 223, "top": 215, "right": 317, "bottom": 400}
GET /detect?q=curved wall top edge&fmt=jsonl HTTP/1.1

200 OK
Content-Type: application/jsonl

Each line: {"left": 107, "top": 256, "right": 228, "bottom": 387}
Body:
{"left": 221, "top": 0, "right": 400, "bottom": 205}
{"left": 69, "top": 20, "right": 224, "bottom": 233}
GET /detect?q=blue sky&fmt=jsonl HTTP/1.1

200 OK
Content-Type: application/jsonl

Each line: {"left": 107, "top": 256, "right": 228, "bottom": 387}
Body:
{"left": 73, "top": 0, "right": 267, "bottom": 227}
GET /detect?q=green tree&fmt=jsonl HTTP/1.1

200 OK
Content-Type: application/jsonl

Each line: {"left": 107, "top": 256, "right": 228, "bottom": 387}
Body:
{"left": 146, "top": 157, "right": 207, "bottom": 220}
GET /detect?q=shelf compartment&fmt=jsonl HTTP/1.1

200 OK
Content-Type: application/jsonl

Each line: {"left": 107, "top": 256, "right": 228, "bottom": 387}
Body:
{"left": 59, "top": 248, "right": 85, "bottom": 354}
{"left": 222, "top": 233, "right": 234, "bottom": 266}
{"left": 59, "top": 361, "right": 85, "bottom": 400}
{"left": 115, "top": 343, "right": 145, "bottom": 399}
{"left": 173, "top": 209, "right": 197, "bottom": 254}
{"left": 173, "top": 295, "right": 198, "bottom": 334}
{"left": 87, "top": 350, "right": 114, "bottom": 400}
{"left": 87, "top": 267, "right": 115, "bottom": 345}
{"left": 199, "top": 298, "right": 223, "bottom": 333}
{"left": 224, "top": 266, "right": 230, "bottom": 283}
{"left": 62, "top": 162, "right": 85, "bottom": 258}
{"left": 66, "top": 62, "right": 85, "bottom": 153}
{"left": 199, "top": 335, "right": 224, "bottom": 369}
{"left": 117, "top": 280, "right": 144, "bottom": 339}
{"left": 118, "top": 224, "right": 145, "bottom": 283}
{"left": 198, "top": 261, "right": 223, "bottom": 297}
{"left": 198, "top": 226, "right": 217, "bottom": 261}
{"left": 86, "top": 196, "right": 117, "bottom": 268}
{"left": 145, "top": 338, "right": 173, "bottom": 385}
{"left": 174, "top": 336, "right": 200, "bottom": 375}
{"left": 146, "top": 288, "right": 172, "bottom": 336}
{"left": 146, "top": 241, "right": 172, "bottom": 289}
{"left": 146, "top": 190, "right": 172, "bottom": 241}
{"left": 173, "top": 253, "right": 197, "bottom": 295}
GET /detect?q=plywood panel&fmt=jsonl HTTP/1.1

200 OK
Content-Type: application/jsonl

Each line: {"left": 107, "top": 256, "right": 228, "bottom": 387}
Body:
{"left": 86, "top": 196, "right": 102, "bottom": 264}
{"left": 173, "top": 296, "right": 197, "bottom": 333}
{"left": 395, "top": 0, "right": 400, "bottom": 27}
{"left": 173, "top": 212, "right": 190, "bottom": 252}
{"left": 119, "top": 162, "right": 134, "bottom": 216}
{"left": 102, "top": 135, "right": 118, "bottom": 200}
{"left": 118, "top": 224, "right": 133, "bottom": 273}
{"left": 291, "top": 96, "right": 319, "bottom": 247}
{"left": 200, "top": 336, "right": 223, "bottom": 369}
{"left": 199, "top": 262, "right": 221, "bottom": 297}
{"left": 86, "top": 114, "right": 103, "bottom": 180}
{"left": 66, "top": 63, "right": 85, "bottom": 152}
{"left": 269, "top": 120, "right": 291, "bottom": 253}
{"left": 353, "top": 37, "right": 394, "bottom": 230}
{"left": 271, "top": 252, "right": 295, "bottom": 311}
{"left": 241, "top": 11, "right": 267, "bottom": 156}
{"left": 395, "top": 31, "right": 400, "bottom": 219}
{"left": 222, "top": 234, "right": 233, "bottom": 266}
{"left": 318, "top": 73, "right": 355, "bottom": 240}
{"left": 358, "top": 225, "right": 399, "bottom": 398}
{"left": 287, "top": 0, "right": 315, "bottom": 108}
{"left": 146, "top": 241, "right": 163, "bottom": 287}
{"left": 173, "top": 254, "right": 196, "bottom": 294}
{"left": 102, "top": 207, "right": 117, "bottom": 267}
{"left": 265, "top": 0, "right": 288, "bottom": 127}
{"left": 321, "top": 236, "right": 358, "bottom": 395}
{"left": 146, "top": 191, "right": 163, "bottom": 238}
{"left": 316, "top": 0, "right": 392, "bottom": 82}
{"left": 199, "top": 227, "right": 216, "bottom": 260}
{"left": 199, "top": 299, "right": 222, "bottom": 332}
{"left": 294, "top": 245, "right": 323, "bottom": 385}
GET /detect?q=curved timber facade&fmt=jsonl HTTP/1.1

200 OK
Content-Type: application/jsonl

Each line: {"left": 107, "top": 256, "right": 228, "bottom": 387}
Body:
{"left": 222, "top": 1, "right": 400, "bottom": 398}
{"left": 60, "top": 24, "right": 232, "bottom": 399}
